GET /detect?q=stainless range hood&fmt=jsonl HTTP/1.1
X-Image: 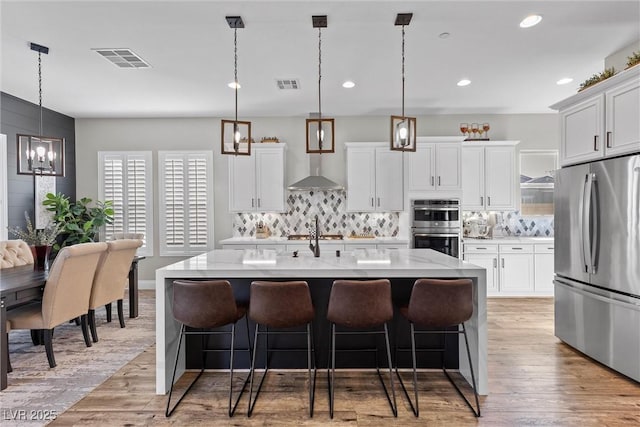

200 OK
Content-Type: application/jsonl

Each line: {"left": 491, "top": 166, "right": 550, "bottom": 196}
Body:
{"left": 287, "top": 153, "right": 343, "bottom": 191}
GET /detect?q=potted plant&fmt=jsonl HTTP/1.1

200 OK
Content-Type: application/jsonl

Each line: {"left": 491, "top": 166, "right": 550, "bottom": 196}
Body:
{"left": 43, "top": 192, "right": 114, "bottom": 250}
{"left": 7, "top": 211, "right": 62, "bottom": 269}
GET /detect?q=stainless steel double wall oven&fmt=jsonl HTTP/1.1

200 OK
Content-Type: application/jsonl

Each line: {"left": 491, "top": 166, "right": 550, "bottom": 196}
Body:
{"left": 411, "top": 199, "right": 461, "bottom": 258}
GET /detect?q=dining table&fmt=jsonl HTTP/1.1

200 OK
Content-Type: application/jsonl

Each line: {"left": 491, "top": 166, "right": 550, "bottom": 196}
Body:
{"left": 0, "top": 265, "right": 47, "bottom": 390}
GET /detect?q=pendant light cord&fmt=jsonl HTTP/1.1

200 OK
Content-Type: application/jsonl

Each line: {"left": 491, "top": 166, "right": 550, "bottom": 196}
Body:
{"left": 318, "top": 26, "right": 322, "bottom": 118}
{"left": 401, "top": 24, "right": 405, "bottom": 118}
{"left": 38, "top": 51, "right": 43, "bottom": 136}
{"left": 234, "top": 27, "right": 238, "bottom": 123}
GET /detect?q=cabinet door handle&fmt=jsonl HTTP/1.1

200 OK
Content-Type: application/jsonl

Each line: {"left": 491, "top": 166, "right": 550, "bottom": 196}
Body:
{"left": 431, "top": 176, "right": 434, "bottom": 186}
{"left": 487, "top": 196, "right": 491, "bottom": 206}
{"left": 371, "top": 197, "right": 374, "bottom": 207}
{"left": 501, "top": 258, "right": 505, "bottom": 268}
{"left": 377, "top": 197, "right": 380, "bottom": 207}
{"left": 594, "top": 135, "right": 599, "bottom": 151}
{"left": 512, "top": 247, "right": 523, "bottom": 250}
{"left": 258, "top": 198, "right": 261, "bottom": 208}
{"left": 493, "top": 258, "right": 497, "bottom": 268}
{"left": 251, "top": 198, "right": 255, "bottom": 208}
{"left": 606, "top": 131, "right": 612, "bottom": 148}
{"left": 477, "top": 247, "right": 487, "bottom": 250}
{"left": 480, "top": 196, "right": 483, "bottom": 206}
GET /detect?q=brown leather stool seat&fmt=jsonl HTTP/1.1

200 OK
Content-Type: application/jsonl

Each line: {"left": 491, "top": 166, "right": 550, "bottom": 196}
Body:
{"left": 248, "top": 281, "right": 317, "bottom": 417}
{"left": 396, "top": 278, "right": 480, "bottom": 417}
{"left": 165, "top": 280, "right": 251, "bottom": 417}
{"left": 326, "top": 279, "right": 397, "bottom": 418}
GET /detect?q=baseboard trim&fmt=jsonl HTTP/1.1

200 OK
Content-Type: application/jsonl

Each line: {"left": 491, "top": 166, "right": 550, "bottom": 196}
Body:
{"left": 139, "top": 279, "right": 155, "bottom": 290}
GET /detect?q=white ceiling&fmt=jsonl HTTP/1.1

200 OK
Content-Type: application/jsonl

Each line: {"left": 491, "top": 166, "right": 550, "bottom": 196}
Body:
{"left": 1, "top": 1, "right": 639, "bottom": 119}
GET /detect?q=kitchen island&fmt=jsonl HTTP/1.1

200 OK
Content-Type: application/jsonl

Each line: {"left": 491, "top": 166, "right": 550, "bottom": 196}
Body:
{"left": 155, "top": 249, "right": 487, "bottom": 395}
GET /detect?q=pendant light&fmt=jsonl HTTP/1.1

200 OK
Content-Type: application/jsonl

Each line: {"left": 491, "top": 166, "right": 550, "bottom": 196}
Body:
{"left": 221, "top": 16, "right": 251, "bottom": 156}
{"left": 17, "top": 42, "right": 65, "bottom": 176}
{"left": 306, "top": 15, "right": 335, "bottom": 154}
{"left": 390, "top": 13, "right": 416, "bottom": 152}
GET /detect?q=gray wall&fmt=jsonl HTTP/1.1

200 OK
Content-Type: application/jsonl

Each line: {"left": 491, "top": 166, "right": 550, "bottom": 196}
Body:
{"left": 605, "top": 39, "right": 640, "bottom": 71}
{"left": 0, "top": 92, "right": 76, "bottom": 229}
{"left": 76, "top": 113, "right": 559, "bottom": 280}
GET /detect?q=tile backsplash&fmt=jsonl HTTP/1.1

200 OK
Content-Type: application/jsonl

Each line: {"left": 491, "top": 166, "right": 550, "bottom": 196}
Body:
{"left": 463, "top": 210, "right": 554, "bottom": 237}
{"left": 233, "top": 191, "right": 400, "bottom": 237}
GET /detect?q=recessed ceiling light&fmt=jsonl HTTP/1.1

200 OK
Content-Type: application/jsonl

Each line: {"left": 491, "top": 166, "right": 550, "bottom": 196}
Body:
{"left": 438, "top": 32, "right": 450, "bottom": 39}
{"left": 556, "top": 77, "right": 573, "bottom": 85}
{"left": 228, "top": 81, "right": 241, "bottom": 89}
{"left": 457, "top": 79, "right": 471, "bottom": 87}
{"left": 519, "top": 15, "right": 542, "bottom": 28}
{"left": 342, "top": 80, "right": 355, "bottom": 89}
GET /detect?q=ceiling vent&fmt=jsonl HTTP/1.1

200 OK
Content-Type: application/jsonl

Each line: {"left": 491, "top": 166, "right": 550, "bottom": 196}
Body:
{"left": 276, "top": 79, "right": 300, "bottom": 90}
{"left": 93, "top": 48, "right": 150, "bottom": 68}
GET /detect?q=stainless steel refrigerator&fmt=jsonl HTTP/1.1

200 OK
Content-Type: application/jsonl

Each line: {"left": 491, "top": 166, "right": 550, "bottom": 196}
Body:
{"left": 554, "top": 153, "right": 640, "bottom": 382}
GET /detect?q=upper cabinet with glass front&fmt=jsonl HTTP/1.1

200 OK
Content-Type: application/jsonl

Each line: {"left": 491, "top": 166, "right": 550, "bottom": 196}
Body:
{"left": 551, "top": 65, "right": 640, "bottom": 166}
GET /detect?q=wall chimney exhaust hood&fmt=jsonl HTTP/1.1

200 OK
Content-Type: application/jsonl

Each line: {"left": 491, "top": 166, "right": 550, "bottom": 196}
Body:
{"left": 287, "top": 154, "right": 343, "bottom": 191}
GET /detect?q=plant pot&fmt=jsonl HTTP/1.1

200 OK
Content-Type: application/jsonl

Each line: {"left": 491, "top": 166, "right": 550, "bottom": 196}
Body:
{"left": 30, "top": 245, "right": 52, "bottom": 270}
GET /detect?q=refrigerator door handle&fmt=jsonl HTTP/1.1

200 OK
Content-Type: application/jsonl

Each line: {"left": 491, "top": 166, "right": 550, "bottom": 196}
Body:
{"left": 580, "top": 173, "right": 591, "bottom": 273}
{"left": 590, "top": 173, "right": 599, "bottom": 274}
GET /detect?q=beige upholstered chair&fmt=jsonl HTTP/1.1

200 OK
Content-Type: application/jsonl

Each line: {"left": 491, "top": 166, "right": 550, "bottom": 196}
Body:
{"left": 0, "top": 240, "right": 34, "bottom": 269}
{"left": 7, "top": 242, "right": 107, "bottom": 368}
{"left": 88, "top": 239, "right": 143, "bottom": 342}
{"left": 112, "top": 232, "right": 144, "bottom": 240}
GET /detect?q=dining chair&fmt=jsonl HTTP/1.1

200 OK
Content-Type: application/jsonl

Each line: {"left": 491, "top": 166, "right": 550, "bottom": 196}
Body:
{"left": 6, "top": 242, "right": 107, "bottom": 368}
{"left": 88, "top": 239, "right": 142, "bottom": 342}
{"left": 0, "top": 240, "right": 34, "bottom": 269}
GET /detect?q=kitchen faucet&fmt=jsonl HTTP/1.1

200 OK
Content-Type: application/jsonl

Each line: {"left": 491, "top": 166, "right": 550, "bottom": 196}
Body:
{"left": 309, "top": 215, "right": 320, "bottom": 257}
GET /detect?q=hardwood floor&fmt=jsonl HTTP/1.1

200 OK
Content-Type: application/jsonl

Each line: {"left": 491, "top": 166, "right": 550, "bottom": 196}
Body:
{"left": 50, "top": 298, "right": 640, "bottom": 426}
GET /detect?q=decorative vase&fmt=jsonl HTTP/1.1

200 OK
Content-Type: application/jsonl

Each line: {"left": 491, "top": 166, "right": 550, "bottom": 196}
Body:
{"left": 30, "top": 245, "right": 52, "bottom": 270}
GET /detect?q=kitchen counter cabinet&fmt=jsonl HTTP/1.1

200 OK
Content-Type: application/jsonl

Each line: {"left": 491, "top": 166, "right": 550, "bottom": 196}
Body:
{"left": 156, "top": 249, "right": 487, "bottom": 396}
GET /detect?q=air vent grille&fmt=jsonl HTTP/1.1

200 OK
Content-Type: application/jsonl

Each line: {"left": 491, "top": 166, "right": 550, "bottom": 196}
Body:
{"left": 276, "top": 79, "right": 300, "bottom": 90}
{"left": 93, "top": 48, "right": 150, "bottom": 68}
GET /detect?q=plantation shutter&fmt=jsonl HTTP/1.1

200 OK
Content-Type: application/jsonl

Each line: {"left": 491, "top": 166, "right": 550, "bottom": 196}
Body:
{"left": 159, "top": 151, "right": 213, "bottom": 256}
{"left": 98, "top": 151, "right": 153, "bottom": 256}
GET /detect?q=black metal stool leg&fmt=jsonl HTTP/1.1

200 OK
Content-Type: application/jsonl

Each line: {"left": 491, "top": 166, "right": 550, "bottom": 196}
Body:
{"left": 248, "top": 324, "right": 269, "bottom": 417}
{"left": 441, "top": 324, "right": 481, "bottom": 417}
{"left": 383, "top": 323, "right": 398, "bottom": 417}
{"left": 328, "top": 322, "right": 336, "bottom": 419}
{"left": 165, "top": 325, "right": 206, "bottom": 417}
{"left": 394, "top": 321, "right": 419, "bottom": 417}
{"left": 307, "top": 322, "right": 317, "bottom": 417}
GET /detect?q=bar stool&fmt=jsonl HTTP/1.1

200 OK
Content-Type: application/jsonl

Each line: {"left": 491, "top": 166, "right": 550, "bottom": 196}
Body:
{"left": 327, "top": 279, "right": 397, "bottom": 418}
{"left": 248, "top": 280, "right": 316, "bottom": 417}
{"left": 395, "top": 278, "right": 480, "bottom": 417}
{"left": 165, "top": 280, "right": 251, "bottom": 417}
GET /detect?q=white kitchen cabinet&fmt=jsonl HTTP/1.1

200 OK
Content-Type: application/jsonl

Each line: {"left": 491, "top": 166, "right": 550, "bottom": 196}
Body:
{"left": 552, "top": 66, "right": 640, "bottom": 166}
{"left": 464, "top": 241, "right": 552, "bottom": 296}
{"left": 500, "top": 252, "right": 535, "bottom": 294}
{"left": 465, "top": 253, "right": 499, "bottom": 294}
{"left": 377, "top": 243, "right": 408, "bottom": 250}
{"left": 345, "top": 143, "right": 403, "bottom": 212}
{"left": 534, "top": 244, "right": 555, "bottom": 294}
{"left": 228, "top": 144, "right": 286, "bottom": 212}
{"left": 462, "top": 141, "right": 519, "bottom": 211}
{"left": 406, "top": 137, "right": 463, "bottom": 193}
{"left": 222, "top": 244, "right": 257, "bottom": 250}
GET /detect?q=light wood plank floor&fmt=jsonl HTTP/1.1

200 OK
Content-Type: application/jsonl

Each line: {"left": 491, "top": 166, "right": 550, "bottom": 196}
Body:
{"left": 50, "top": 298, "right": 640, "bottom": 426}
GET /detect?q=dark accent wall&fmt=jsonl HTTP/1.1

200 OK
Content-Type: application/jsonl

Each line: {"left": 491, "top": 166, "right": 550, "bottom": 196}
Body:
{"left": 1, "top": 92, "right": 75, "bottom": 229}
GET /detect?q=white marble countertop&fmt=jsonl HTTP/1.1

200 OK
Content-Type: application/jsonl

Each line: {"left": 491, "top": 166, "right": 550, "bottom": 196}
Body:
{"left": 463, "top": 236, "right": 554, "bottom": 244}
{"left": 157, "top": 248, "right": 480, "bottom": 279}
{"left": 220, "top": 236, "right": 409, "bottom": 245}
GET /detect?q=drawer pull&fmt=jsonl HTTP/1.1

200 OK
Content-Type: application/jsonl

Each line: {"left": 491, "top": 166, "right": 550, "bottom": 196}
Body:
{"left": 511, "top": 247, "right": 523, "bottom": 250}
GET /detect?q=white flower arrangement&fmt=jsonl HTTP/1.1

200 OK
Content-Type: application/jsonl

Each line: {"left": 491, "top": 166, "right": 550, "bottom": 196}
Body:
{"left": 7, "top": 211, "right": 62, "bottom": 246}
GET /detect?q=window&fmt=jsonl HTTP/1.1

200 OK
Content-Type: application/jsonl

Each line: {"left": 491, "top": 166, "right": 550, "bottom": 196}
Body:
{"left": 519, "top": 150, "right": 558, "bottom": 216}
{"left": 98, "top": 151, "right": 153, "bottom": 256}
{"left": 158, "top": 151, "right": 214, "bottom": 256}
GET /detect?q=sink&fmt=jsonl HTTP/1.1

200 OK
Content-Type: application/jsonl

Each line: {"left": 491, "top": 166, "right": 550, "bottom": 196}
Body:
{"left": 287, "top": 234, "right": 344, "bottom": 241}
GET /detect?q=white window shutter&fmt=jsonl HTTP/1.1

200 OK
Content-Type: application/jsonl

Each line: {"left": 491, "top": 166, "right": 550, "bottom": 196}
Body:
{"left": 159, "top": 151, "right": 213, "bottom": 256}
{"left": 98, "top": 151, "right": 153, "bottom": 256}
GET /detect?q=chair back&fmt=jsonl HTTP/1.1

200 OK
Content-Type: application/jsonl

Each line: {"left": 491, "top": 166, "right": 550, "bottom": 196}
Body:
{"left": 41, "top": 242, "right": 108, "bottom": 329}
{"left": 113, "top": 232, "right": 144, "bottom": 240}
{"left": 89, "top": 239, "right": 143, "bottom": 310}
{"left": 249, "top": 281, "right": 314, "bottom": 328}
{"left": 172, "top": 280, "right": 240, "bottom": 328}
{"left": 407, "top": 279, "right": 473, "bottom": 327}
{"left": 0, "top": 240, "right": 34, "bottom": 269}
{"left": 327, "top": 279, "right": 393, "bottom": 328}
